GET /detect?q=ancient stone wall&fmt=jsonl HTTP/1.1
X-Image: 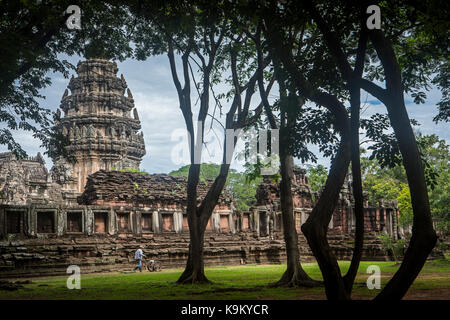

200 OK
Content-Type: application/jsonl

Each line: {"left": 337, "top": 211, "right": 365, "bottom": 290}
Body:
{"left": 0, "top": 199, "right": 397, "bottom": 279}
{"left": 254, "top": 166, "right": 401, "bottom": 238}
{"left": 0, "top": 227, "right": 390, "bottom": 279}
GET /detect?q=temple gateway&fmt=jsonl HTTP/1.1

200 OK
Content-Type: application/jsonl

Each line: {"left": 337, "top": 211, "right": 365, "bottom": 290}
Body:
{"left": 0, "top": 59, "right": 402, "bottom": 278}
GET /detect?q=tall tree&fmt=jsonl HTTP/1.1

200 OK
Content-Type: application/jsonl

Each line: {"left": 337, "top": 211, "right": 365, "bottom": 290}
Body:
{"left": 254, "top": 29, "right": 319, "bottom": 286}
{"left": 255, "top": 6, "right": 353, "bottom": 299}
{"left": 303, "top": 0, "right": 446, "bottom": 299}
{"left": 132, "top": 1, "right": 271, "bottom": 283}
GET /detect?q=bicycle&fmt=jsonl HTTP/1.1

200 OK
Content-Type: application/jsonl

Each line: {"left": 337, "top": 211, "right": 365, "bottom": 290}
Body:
{"left": 144, "top": 258, "right": 162, "bottom": 272}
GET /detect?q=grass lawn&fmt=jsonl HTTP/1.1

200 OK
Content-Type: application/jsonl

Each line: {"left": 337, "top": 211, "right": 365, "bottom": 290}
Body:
{"left": 1, "top": 259, "right": 449, "bottom": 300}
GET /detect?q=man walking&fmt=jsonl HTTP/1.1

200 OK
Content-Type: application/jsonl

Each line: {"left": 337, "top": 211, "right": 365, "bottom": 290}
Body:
{"left": 134, "top": 247, "right": 145, "bottom": 272}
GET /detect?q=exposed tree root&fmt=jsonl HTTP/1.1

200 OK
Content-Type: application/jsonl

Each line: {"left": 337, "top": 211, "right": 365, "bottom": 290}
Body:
{"left": 176, "top": 270, "right": 211, "bottom": 284}
{"left": 270, "top": 268, "right": 323, "bottom": 288}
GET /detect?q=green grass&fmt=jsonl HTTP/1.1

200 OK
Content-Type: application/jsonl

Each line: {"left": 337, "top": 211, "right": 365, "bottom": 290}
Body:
{"left": 1, "top": 259, "right": 449, "bottom": 300}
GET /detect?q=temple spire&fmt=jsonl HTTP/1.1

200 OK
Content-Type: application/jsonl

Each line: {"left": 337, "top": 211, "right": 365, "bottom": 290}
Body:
{"left": 52, "top": 59, "right": 146, "bottom": 193}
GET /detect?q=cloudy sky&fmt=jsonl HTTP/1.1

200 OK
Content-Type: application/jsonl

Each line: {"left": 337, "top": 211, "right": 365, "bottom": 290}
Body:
{"left": 1, "top": 53, "right": 448, "bottom": 174}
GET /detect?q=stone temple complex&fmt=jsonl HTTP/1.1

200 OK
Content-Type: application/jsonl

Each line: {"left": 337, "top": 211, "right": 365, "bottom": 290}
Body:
{"left": 0, "top": 59, "right": 405, "bottom": 278}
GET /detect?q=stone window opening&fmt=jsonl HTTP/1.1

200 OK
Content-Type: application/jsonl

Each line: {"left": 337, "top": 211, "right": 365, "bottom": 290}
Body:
{"left": 66, "top": 211, "right": 83, "bottom": 233}
{"left": 220, "top": 214, "right": 230, "bottom": 233}
{"left": 6, "top": 211, "right": 23, "bottom": 234}
{"left": 161, "top": 212, "right": 174, "bottom": 232}
{"left": 141, "top": 213, "right": 153, "bottom": 233}
{"left": 94, "top": 211, "right": 108, "bottom": 233}
{"left": 241, "top": 213, "right": 250, "bottom": 231}
{"left": 117, "top": 212, "right": 131, "bottom": 233}
{"left": 37, "top": 211, "right": 55, "bottom": 234}
{"left": 182, "top": 214, "right": 189, "bottom": 232}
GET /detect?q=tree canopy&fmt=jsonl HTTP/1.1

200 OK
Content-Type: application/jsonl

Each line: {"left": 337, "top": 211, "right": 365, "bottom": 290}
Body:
{"left": 0, "top": 0, "right": 134, "bottom": 158}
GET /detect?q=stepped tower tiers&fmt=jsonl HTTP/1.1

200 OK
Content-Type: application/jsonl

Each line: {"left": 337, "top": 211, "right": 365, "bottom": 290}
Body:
{"left": 51, "top": 59, "right": 146, "bottom": 194}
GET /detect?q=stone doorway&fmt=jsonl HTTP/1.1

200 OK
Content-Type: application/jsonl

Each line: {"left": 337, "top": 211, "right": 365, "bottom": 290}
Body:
{"left": 67, "top": 211, "right": 83, "bottom": 233}
{"left": 161, "top": 213, "right": 174, "bottom": 232}
{"left": 117, "top": 212, "right": 131, "bottom": 233}
{"left": 242, "top": 213, "right": 250, "bottom": 231}
{"left": 276, "top": 213, "right": 282, "bottom": 232}
{"left": 220, "top": 214, "right": 230, "bottom": 233}
{"left": 37, "top": 211, "right": 55, "bottom": 234}
{"left": 141, "top": 213, "right": 153, "bottom": 233}
{"left": 6, "top": 211, "right": 22, "bottom": 234}
{"left": 94, "top": 212, "right": 108, "bottom": 233}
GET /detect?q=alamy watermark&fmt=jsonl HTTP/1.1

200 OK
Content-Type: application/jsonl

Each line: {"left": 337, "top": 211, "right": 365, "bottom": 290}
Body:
{"left": 171, "top": 121, "right": 279, "bottom": 176}
{"left": 65, "top": 5, "right": 81, "bottom": 30}
{"left": 64, "top": 4, "right": 380, "bottom": 31}
{"left": 366, "top": 5, "right": 381, "bottom": 30}
{"left": 366, "top": 265, "right": 381, "bottom": 290}
{"left": 66, "top": 265, "right": 81, "bottom": 289}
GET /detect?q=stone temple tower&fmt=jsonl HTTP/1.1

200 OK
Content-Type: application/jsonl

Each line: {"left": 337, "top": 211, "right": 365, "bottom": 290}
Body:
{"left": 51, "top": 59, "right": 146, "bottom": 194}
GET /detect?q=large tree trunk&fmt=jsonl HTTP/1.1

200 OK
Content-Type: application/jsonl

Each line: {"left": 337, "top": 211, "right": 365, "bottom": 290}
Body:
{"left": 177, "top": 164, "right": 210, "bottom": 283}
{"left": 169, "top": 30, "right": 260, "bottom": 284}
{"left": 375, "top": 91, "right": 437, "bottom": 299}
{"left": 364, "top": 31, "right": 437, "bottom": 300}
{"left": 177, "top": 163, "right": 231, "bottom": 284}
{"left": 276, "top": 154, "right": 319, "bottom": 287}
{"left": 303, "top": 2, "right": 437, "bottom": 298}
{"left": 342, "top": 81, "right": 365, "bottom": 294}
{"left": 341, "top": 27, "right": 367, "bottom": 294}
{"left": 177, "top": 217, "right": 209, "bottom": 283}
{"left": 301, "top": 128, "right": 352, "bottom": 300}
{"left": 263, "top": 19, "right": 352, "bottom": 299}
{"left": 256, "top": 47, "right": 317, "bottom": 287}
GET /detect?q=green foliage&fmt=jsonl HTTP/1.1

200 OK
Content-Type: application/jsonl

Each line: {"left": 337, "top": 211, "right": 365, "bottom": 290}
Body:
{"left": 0, "top": 1, "right": 134, "bottom": 159}
{"left": 436, "top": 221, "right": 450, "bottom": 237}
{"left": 169, "top": 163, "right": 262, "bottom": 211}
{"left": 241, "top": 159, "right": 280, "bottom": 185}
{"left": 438, "top": 242, "right": 448, "bottom": 251}
{"left": 305, "top": 164, "right": 328, "bottom": 193}
{"left": 119, "top": 168, "right": 150, "bottom": 175}
{"left": 397, "top": 184, "right": 413, "bottom": 229}
{"left": 378, "top": 234, "right": 406, "bottom": 263}
{"left": 227, "top": 171, "right": 262, "bottom": 211}
{"left": 169, "top": 164, "right": 220, "bottom": 183}
{"left": 360, "top": 150, "right": 405, "bottom": 203}
{"left": 417, "top": 134, "right": 450, "bottom": 223}
{"left": 360, "top": 134, "right": 449, "bottom": 230}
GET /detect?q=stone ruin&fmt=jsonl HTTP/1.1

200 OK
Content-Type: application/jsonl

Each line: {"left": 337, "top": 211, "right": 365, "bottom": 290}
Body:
{"left": 250, "top": 167, "right": 400, "bottom": 240}
{"left": 0, "top": 59, "right": 410, "bottom": 279}
{"left": 52, "top": 59, "right": 146, "bottom": 195}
